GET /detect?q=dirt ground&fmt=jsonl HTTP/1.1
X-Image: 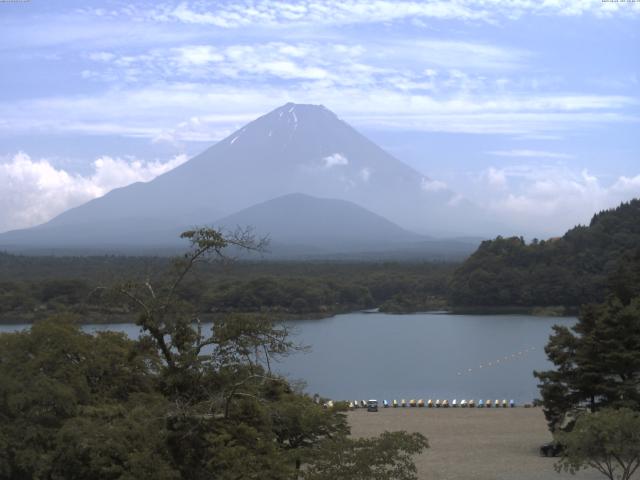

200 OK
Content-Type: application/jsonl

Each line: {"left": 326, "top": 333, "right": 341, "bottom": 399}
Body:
{"left": 348, "top": 407, "right": 630, "bottom": 480}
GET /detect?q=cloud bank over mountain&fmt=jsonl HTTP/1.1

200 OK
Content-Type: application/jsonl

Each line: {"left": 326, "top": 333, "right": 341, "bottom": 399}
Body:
{"left": 0, "top": 153, "right": 187, "bottom": 232}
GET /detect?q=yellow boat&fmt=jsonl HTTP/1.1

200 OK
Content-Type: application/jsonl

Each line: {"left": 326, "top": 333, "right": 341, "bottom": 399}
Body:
{"left": 409, "top": 399, "right": 416, "bottom": 407}
{"left": 392, "top": 399, "right": 398, "bottom": 408}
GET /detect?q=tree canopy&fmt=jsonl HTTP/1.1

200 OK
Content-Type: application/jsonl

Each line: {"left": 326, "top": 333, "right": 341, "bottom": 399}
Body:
{"left": 450, "top": 199, "right": 640, "bottom": 308}
{"left": 0, "top": 227, "right": 428, "bottom": 479}
{"left": 534, "top": 293, "right": 640, "bottom": 431}
{"left": 556, "top": 408, "right": 640, "bottom": 480}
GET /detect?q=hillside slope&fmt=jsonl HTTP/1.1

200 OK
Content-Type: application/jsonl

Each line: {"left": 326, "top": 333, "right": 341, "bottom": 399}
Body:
{"left": 449, "top": 199, "right": 640, "bottom": 308}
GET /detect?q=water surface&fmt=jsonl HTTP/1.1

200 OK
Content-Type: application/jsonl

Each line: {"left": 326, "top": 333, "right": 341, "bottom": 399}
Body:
{"left": 1, "top": 312, "right": 574, "bottom": 403}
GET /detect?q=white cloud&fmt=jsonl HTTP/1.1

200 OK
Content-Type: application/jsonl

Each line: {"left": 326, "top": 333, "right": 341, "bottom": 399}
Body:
{"left": 145, "top": 0, "right": 639, "bottom": 29}
{"left": 1, "top": 80, "right": 635, "bottom": 141}
{"left": 476, "top": 164, "right": 640, "bottom": 236}
{"left": 487, "top": 149, "right": 574, "bottom": 159}
{"left": 323, "top": 153, "right": 349, "bottom": 168}
{"left": 359, "top": 167, "right": 371, "bottom": 182}
{"left": 0, "top": 152, "right": 188, "bottom": 233}
{"left": 421, "top": 177, "right": 448, "bottom": 192}
{"left": 486, "top": 167, "right": 507, "bottom": 187}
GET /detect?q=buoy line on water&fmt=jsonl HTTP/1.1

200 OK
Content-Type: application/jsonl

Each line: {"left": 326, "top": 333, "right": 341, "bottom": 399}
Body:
{"left": 455, "top": 346, "right": 537, "bottom": 377}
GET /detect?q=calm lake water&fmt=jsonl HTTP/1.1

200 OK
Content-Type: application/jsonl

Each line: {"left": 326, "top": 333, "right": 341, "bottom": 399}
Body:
{"left": 0, "top": 312, "right": 575, "bottom": 403}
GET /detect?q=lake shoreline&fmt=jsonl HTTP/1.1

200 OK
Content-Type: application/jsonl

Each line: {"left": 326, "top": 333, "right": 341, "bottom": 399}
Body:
{"left": 0, "top": 304, "right": 579, "bottom": 325}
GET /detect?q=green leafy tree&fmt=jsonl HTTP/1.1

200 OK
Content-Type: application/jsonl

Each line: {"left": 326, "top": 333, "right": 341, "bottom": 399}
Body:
{"left": 1, "top": 227, "right": 430, "bottom": 479}
{"left": 303, "top": 431, "right": 429, "bottom": 480}
{"left": 535, "top": 295, "right": 640, "bottom": 431}
{"left": 556, "top": 408, "right": 640, "bottom": 480}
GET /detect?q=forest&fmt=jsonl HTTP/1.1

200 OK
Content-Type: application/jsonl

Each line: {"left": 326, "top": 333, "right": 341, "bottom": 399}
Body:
{"left": 449, "top": 199, "right": 640, "bottom": 309}
{"left": 2, "top": 199, "right": 640, "bottom": 324}
{"left": 0, "top": 254, "right": 454, "bottom": 324}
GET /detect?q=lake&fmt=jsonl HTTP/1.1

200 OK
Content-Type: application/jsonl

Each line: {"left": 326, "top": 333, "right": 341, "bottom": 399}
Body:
{"left": 0, "top": 312, "right": 575, "bottom": 403}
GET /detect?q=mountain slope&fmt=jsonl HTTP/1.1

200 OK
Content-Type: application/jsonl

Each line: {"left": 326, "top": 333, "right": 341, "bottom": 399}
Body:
{"left": 0, "top": 102, "right": 491, "bottom": 251}
{"left": 449, "top": 199, "right": 640, "bottom": 308}
{"left": 215, "top": 193, "right": 423, "bottom": 253}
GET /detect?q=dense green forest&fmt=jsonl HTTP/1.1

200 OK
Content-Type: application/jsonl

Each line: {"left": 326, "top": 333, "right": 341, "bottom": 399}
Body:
{"left": 0, "top": 254, "right": 454, "bottom": 323}
{"left": 449, "top": 199, "right": 640, "bottom": 309}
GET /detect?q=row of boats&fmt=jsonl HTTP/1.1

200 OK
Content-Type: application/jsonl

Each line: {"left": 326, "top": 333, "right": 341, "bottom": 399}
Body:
{"left": 348, "top": 399, "right": 516, "bottom": 409}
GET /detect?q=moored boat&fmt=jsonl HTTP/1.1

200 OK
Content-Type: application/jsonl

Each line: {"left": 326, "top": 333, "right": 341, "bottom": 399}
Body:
{"left": 393, "top": 399, "right": 398, "bottom": 408}
{"left": 418, "top": 399, "right": 425, "bottom": 407}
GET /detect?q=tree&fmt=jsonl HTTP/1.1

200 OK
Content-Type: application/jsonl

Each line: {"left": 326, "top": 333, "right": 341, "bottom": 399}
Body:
{"left": 303, "top": 431, "right": 429, "bottom": 480}
{"left": 0, "top": 227, "right": 430, "bottom": 479}
{"left": 556, "top": 408, "right": 640, "bottom": 480}
{"left": 534, "top": 295, "right": 640, "bottom": 431}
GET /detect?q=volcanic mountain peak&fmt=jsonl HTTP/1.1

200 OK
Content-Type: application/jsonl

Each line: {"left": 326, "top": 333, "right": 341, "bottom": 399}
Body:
{"left": 0, "top": 102, "right": 497, "bottom": 254}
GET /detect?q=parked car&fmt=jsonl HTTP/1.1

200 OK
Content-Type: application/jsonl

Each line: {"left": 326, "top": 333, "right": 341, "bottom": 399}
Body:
{"left": 539, "top": 441, "right": 563, "bottom": 457}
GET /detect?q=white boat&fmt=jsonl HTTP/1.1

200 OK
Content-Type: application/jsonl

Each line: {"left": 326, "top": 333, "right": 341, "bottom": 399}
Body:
{"left": 383, "top": 399, "right": 389, "bottom": 408}
{"left": 435, "top": 399, "right": 441, "bottom": 408}
{"left": 427, "top": 399, "right": 434, "bottom": 408}
{"left": 418, "top": 399, "right": 425, "bottom": 407}
{"left": 461, "top": 399, "right": 468, "bottom": 408}
{"left": 401, "top": 399, "right": 407, "bottom": 407}
{"left": 452, "top": 399, "right": 458, "bottom": 408}
{"left": 469, "top": 399, "right": 475, "bottom": 408}
{"left": 509, "top": 399, "right": 515, "bottom": 408}
{"left": 478, "top": 399, "right": 484, "bottom": 408}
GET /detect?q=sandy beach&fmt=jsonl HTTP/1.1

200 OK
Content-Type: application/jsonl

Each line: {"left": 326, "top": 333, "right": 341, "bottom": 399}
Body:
{"left": 348, "top": 407, "right": 629, "bottom": 480}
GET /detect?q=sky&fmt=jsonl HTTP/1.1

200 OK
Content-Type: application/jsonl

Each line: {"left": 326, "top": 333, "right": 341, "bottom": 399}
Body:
{"left": 0, "top": 0, "right": 639, "bottom": 236}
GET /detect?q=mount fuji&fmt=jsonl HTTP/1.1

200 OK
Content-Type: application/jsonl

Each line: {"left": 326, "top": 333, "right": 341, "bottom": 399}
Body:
{"left": 0, "top": 103, "right": 487, "bottom": 256}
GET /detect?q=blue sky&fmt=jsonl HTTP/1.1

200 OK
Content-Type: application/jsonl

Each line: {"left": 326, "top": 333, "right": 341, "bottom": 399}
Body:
{"left": 0, "top": 0, "right": 639, "bottom": 235}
